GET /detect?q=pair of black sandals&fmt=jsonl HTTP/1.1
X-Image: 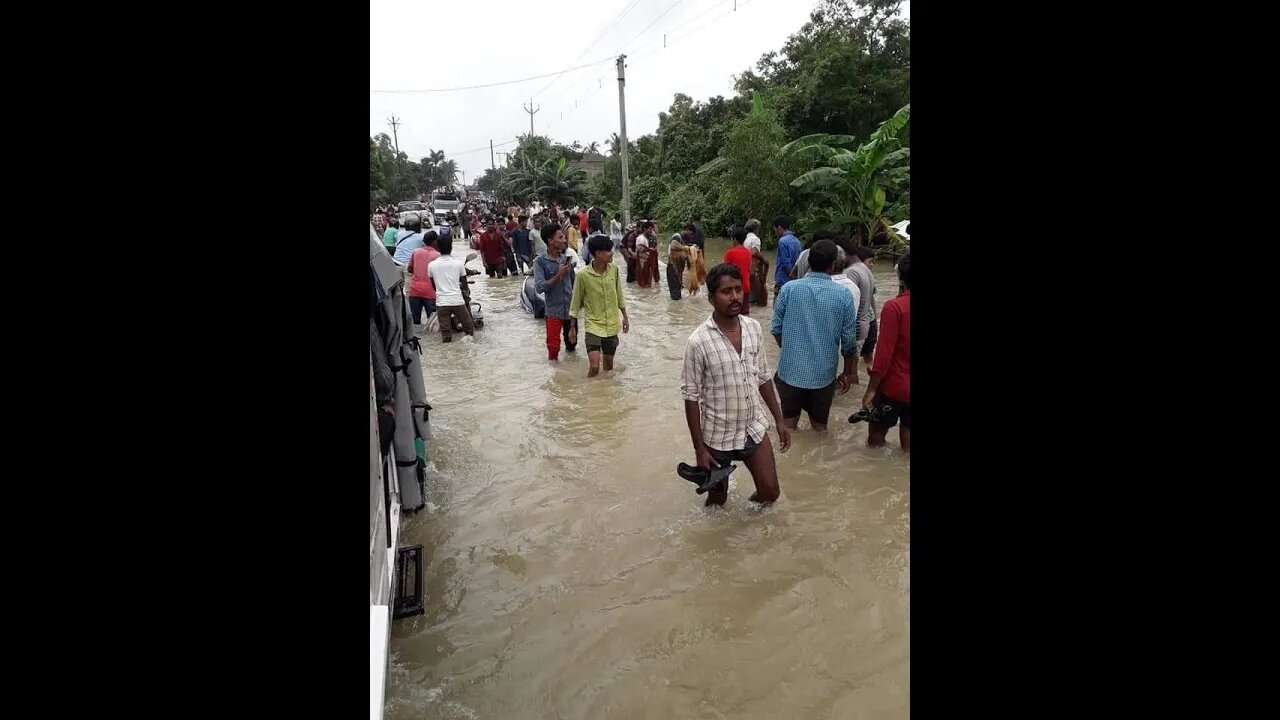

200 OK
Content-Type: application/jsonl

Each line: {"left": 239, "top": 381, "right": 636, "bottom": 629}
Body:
{"left": 676, "top": 462, "right": 737, "bottom": 494}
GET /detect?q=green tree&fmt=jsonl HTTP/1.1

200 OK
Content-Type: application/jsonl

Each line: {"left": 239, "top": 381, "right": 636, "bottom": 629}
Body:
{"left": 780, "top": 103, "right": 910, "bottom": 245}
{"left": 697, "top": 93, "right": 796, "bottom": 239}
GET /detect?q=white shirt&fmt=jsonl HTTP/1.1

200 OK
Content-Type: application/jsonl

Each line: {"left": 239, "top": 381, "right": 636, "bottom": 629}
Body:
{"left": 426, "top": 255, "right": 465, "bottom": 306}
{"left": 745, "top": 232, "right": 761, "bottom": 253}
{"left": 680, "top": 315, "right": 773, "bottom": 452}
{"left": 565, "top": 246, "right": 585, "bottom": 269}
{"left": 610, "top": 219, "right": 623, "bottom": 241}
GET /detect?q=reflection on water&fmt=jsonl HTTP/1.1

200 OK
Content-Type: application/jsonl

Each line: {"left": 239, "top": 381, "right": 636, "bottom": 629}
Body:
{"left": 385, "top": 238, "right": 908, "bottom": 720}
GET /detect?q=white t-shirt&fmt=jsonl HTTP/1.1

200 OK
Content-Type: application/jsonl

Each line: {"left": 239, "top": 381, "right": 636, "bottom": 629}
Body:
{"left": 427, "top": 255, "right": 465, "bottom": 306}
{"left": 745, "top": 232, "right": 762, "bottom": 253}
{"left": 636, "top": 235, "right": 649, "bottom": 249}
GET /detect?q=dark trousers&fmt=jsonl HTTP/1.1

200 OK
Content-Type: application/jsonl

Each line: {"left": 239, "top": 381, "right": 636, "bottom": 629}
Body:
{"left": 626, "top": 257, "right": 637, "bottom": 283}
{"left": 667, "top": 261, "right": 683, "bottom": 299}
{"left": 409, "top": 297, "right": 437, "bottom": 324}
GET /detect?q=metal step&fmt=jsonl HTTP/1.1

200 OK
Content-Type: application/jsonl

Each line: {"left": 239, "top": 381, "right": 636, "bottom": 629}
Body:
{"left": 392, "top": 545, "right": 425, "bottom": 620}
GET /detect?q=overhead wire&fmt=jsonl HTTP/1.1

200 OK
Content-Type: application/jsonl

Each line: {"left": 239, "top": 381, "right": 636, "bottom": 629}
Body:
{"left": 532, "top": 0, "right": 645, "bottom": 99}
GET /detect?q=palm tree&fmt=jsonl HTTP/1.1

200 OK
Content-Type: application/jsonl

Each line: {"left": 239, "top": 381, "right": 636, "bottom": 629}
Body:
{"left": 585, "top": 141, "right": 600, "bottom": 154}
{"left": 436, "top": 159, "right": 459, "bottom": 189}
{"left": 536, "top": 157, "right": 587, "bottom": 206}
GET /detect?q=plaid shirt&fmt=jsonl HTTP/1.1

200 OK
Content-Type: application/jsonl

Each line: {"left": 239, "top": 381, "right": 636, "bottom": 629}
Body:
{"left": 372, "top": 213, "right": 388, "bottom": 234}
{"left": 680, "top": 315, "right": 773, "bottom": 452}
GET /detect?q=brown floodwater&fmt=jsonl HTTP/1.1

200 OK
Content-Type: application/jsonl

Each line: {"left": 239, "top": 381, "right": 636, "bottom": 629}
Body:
{"left": 385, "top": 237, "right": 908, "bottom": 720}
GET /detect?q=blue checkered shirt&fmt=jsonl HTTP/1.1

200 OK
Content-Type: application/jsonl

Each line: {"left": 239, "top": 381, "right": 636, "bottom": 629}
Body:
{"left": 770, "top": 273, "right": 858, "bottom": 389}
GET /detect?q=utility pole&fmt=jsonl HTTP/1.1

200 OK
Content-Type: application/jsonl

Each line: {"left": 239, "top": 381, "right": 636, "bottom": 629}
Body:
{"left": 387, "top": 116, "right": 401, "bottom": 154}
{"left": 616, "top": 55, "right": 631, "bottom": 226}
{"left": 490, "top": 139, "right": 495, "bottom": 171}
{"left": 522, "top": 98, "right": 541, "bottom": 137}
{"left": 388, "top": 115, "right": 403, "bottom": 197}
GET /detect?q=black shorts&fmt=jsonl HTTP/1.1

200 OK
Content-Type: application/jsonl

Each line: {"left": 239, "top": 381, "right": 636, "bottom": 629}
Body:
{"left": 774, "top": 377, "right": 837, "bottom": 425}
{"left": 707, "top": 435, "right": 761, "bottom": 464}
{"left": 862, "top": 319, "right": 879, "bottom": 359}
{"left": 869, "top": 393, "right": 910, "bottom": 429}
{"left": 585, "top": 332, "right": 619, "bottom": 356}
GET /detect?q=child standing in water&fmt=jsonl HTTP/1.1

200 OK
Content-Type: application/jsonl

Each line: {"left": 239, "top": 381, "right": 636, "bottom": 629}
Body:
{"left": 569, "top": 234, "right": 630, "bottom": 377}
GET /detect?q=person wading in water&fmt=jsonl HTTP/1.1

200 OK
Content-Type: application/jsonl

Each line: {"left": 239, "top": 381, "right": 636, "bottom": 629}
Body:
{"left": 533, "top": 223, "right": 578, "bottom": 361}
{"left": 680, "top": 263, "right": 791, "bottom": 507}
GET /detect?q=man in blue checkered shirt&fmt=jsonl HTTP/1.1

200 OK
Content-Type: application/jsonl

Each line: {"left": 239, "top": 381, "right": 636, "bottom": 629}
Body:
{"left": 770, "top": 239, "right": 858, "bottom": 432}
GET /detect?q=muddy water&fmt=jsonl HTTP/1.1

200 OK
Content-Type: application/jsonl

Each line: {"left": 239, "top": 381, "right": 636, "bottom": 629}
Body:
{"left": 386, "top": 238, "right": 908, "bottom": 720}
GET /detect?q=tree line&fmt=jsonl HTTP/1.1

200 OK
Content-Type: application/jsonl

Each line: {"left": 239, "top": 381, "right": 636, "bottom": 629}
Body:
{"left": 369, "top": 137, "right": 461, "bottom": 208}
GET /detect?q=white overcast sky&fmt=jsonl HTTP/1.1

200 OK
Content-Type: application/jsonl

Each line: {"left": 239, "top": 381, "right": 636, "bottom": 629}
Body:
{"left": 370, "top": 0, "right": 909, "bottom": 185}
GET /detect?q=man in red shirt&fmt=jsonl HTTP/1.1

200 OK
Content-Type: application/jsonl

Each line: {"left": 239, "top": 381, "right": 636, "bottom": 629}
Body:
{"left": 478, "top": 219, "right": 508, "bottom": 277}
{"left": 406, "top": 231, "right": 441, "bottom": 324}
{"left": 723, "top": 226, "right": 753, "bottom": 315}
{"left": 578, "top": 208, "right": 588, "bottom": 236}
{"left": 861, "top": 252, "right": 910, "bottom": 452}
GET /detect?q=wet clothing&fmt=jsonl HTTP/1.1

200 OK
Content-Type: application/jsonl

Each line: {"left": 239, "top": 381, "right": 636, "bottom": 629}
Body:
{"left": 569, "top": 263, "right": 625, "bottom": 338}
{"left": 533, "top": 253, "right": 575, "bottom": 320}
{"left": 770, "top": 273, "right": 857, "bottom": 390}
{"left": 545, "top": 315, "right": 577, "bottom": 359}
{"left": 680, "top": 315, "right": 772, "bottom": 452}
{"left": 478, "top": 229, "right": 506, "bottom": 265}
{"left": 870, "top": 291, "right": 909, "bottom": 403}
{"left": 774, "top": 376, "right": 837, "bottom": 425}
{"left": 585, "top": 332, "right": 618, "bottom": 356}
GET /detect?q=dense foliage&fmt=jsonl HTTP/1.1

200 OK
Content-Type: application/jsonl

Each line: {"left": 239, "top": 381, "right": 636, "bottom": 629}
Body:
{"left": 369, "top": 136, "right": 460, "bottom": 209}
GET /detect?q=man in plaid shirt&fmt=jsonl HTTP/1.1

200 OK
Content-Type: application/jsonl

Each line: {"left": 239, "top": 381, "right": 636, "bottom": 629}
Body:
{"left": 681, "top": 264, "right": 792, "bottom": 507}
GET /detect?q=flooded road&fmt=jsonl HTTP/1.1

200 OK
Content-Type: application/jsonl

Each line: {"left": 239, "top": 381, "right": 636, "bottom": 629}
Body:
{"left": 386, "top": 238, "right": 909, "bottom": 720}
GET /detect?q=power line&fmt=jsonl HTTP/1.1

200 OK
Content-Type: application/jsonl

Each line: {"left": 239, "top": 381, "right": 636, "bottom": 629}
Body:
{"left": 533, "top": 0, "right": 645, "bottom": 99}
{"left": 629, "top": 0, "right": 761, "bottom": 63}
{"left": 370, "top": 57, "right": 614, "bottom": 94}
{"left": 618, "top": 0, "right": 689, "bottom": 54}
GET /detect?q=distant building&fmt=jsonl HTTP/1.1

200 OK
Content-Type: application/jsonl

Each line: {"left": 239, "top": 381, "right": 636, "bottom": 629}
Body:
{"left": 569, "top": 152, "right": 606, "bottom": 180}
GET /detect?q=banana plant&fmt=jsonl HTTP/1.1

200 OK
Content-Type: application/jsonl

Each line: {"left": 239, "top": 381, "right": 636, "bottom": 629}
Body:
{"left": 780, "top": 103, "right": 910, "bottom": 245}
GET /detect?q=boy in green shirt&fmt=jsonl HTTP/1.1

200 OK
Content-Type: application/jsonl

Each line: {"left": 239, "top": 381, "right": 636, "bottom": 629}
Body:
{"left": 569, "top": 233, "right": 631, "bottom": 377}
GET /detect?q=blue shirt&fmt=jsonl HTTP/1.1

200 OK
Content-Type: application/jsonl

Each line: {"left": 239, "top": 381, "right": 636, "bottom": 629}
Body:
{"left": 393, "top": 232, "right": 423, "bottom": 265}
{"left": 533, "top": 253, "right": 575, "bottom": 319}
{"left": 775, "top": 232, "right": 802, "bottom": 286}
{"left": 770, "top": 273, "right": 857, "bottom": 389}
{"left": 508, "top": 228, "right": 531, "bottom": 257}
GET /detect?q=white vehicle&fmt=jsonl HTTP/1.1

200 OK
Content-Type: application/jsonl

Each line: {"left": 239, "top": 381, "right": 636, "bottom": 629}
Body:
{"left": 395, "top": 200, "right": 427, "bottom": 225}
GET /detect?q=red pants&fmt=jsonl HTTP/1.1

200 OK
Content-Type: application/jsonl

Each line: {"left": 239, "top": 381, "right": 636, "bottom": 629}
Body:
{"left": 545, "top": 316, "right": 577, "bottom": 359}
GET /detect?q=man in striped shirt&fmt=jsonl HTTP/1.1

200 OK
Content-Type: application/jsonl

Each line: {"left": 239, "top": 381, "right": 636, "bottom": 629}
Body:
{"left": 681, "top": 263, "right": 791, "bottom": 507}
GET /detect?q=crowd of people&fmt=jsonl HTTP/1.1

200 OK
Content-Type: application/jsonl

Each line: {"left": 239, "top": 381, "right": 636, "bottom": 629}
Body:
{"left": 373, "top": 199, "right": 911, "bottom": 508}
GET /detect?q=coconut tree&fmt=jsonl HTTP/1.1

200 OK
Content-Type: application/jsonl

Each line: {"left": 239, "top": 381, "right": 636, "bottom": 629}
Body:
{"left": 780, "top": 103, "right": 910, "bottom": 245}
{"left": 536, "top": 157, "right": 587, "bottom": 206}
